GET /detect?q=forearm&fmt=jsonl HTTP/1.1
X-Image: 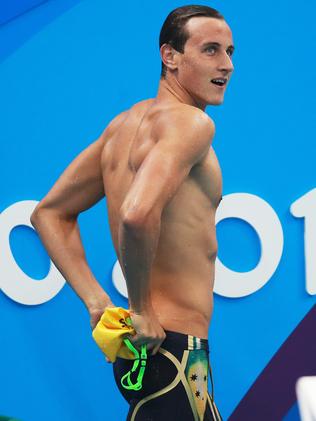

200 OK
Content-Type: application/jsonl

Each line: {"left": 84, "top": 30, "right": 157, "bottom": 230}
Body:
{"left": 31, "top": 209, "right": 111, "bottom": 311}
{"left": 118, "top": 214, "right": 161, "bottom": 313}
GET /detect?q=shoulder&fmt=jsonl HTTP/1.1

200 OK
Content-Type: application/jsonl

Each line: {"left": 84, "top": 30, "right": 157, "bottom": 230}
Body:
{"left": 101, "top": 110, "right": 128, "bottom": 140}
{"left": 131, "top": 98, "right": 155, "bottom": 111}
{"left": 153, "top": 104, "right": 215, "bottom": 142}
{"left": 103, "top": 99, "right": 155, "bottom": 138}
{"left": 100, "top": 98, "right": 156, "bottom": 144}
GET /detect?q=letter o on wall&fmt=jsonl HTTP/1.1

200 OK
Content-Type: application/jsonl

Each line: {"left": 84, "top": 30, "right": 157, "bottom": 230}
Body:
{"left": 214, "top": 193, "right": 284, "bottom": 298}
{"left": 0, "top": 201, "right": 65, "bottom": 305}
{"left": 112, "top": 260, "right": 128, "bottom": 298}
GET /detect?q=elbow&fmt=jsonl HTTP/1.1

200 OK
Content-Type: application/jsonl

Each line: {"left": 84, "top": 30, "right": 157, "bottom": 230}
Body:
{"left": 120, "top": 205, "right": 159, "bottom": 231}
{"left": 31, "top": 201, "right": 78, "bottom": 228}
{"left": 120, "top": 209, "right": 146, "bottom": 230}
{"left": 30, "top": 203, "right": 59, "bottom": 229}
{"left": 30, "top": 205, "right": 46, "bottom": 228}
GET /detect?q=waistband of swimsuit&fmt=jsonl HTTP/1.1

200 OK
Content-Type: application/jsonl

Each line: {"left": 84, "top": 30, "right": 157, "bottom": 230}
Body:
{"left": 163, "top": 329, "right": 209, "bottom": 351}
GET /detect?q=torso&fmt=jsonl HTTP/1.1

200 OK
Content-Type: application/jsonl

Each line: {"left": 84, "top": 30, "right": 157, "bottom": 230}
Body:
{"left": 101, "top": 99, "right": 222, "bottom": 338}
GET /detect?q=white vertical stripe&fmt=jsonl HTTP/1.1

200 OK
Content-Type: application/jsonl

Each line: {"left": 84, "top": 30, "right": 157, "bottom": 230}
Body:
{"left": 196, "top": 338, "right": 201, "bottom": 349}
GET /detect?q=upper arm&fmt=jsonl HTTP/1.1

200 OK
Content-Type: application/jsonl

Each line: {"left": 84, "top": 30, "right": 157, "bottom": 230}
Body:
{"left": 121, "top": 108, "right": 214, "bottom": 223}
{"left": 34, "top": 111, "right": 128, "bottom": 219}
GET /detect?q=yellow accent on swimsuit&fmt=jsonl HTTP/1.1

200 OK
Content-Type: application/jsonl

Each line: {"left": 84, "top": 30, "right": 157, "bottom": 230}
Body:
{"left": 92, "top": 307, "right": 136, "bottom": 362}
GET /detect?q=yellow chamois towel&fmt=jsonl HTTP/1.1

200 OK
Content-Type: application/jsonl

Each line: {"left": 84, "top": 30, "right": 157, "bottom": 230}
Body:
{"left": 92, "top": 307, "right": 136, "bottom": 362}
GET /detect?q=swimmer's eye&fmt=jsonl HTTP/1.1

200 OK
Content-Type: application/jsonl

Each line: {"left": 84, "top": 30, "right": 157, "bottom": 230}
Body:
{"left": 204, "top": 46, "right": 217, "bottom": 55}
{"left": 226, "top": 48, "right": 234, "bottom": 58}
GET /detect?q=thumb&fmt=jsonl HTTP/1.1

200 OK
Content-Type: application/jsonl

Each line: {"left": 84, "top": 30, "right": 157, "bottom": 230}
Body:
{"left": 124, "top": 332, "right": 137, "bottom": 343}
{"left": 124, "top": 334, "right": 141, "bottom": 350}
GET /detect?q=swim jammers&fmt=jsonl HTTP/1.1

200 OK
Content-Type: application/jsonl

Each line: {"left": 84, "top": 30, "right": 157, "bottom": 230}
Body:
{"left": 113, "top": 330, "right": 222, "bottom": 421}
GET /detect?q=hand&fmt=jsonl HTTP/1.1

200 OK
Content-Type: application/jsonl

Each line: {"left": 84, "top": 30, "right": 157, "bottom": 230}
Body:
{"left": 89, "top": 301, "right": 115, "bottom": 364}
{"left": 89, "top": 301, "right": 115, "bottom": 330}
{"left": 128, "top": 307, "right": 166, "bottom": 356}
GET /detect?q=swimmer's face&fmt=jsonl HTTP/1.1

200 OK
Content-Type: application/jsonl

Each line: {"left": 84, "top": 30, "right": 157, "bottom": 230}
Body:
{"left": 176, "top": 17, "right": 234, "bottom": 107}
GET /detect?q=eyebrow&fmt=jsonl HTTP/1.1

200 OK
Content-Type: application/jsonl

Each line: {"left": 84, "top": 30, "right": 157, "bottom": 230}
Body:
{"left": 202, "top": 41, "right": 235, "bottom": 51}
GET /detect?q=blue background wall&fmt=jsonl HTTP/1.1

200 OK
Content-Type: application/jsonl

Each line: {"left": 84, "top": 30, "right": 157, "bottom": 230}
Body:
{"left": 1, "top": 1, "right": 315, "bottom": 420}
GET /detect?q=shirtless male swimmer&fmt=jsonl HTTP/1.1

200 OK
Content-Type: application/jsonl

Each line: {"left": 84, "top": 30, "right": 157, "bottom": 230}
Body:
{"left": 31, "top": 5, "right": 234, "bottom": 421}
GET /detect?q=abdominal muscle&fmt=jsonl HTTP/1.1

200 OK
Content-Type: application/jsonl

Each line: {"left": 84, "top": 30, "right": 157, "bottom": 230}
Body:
{"left": 149, "top": 256, "right": 215, "bottom": 339}
{"left": 146, "top": 202, "right": 217, "bottom": 339}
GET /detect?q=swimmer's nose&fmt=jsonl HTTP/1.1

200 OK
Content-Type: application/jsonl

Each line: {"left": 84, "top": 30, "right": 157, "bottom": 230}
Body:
{"left": 217, "top": 53, "right": 234, "bottom": 76}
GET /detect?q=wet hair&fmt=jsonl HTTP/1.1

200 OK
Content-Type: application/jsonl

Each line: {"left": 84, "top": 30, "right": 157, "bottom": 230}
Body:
{"left": 159, "top": 5, "right": 224, "bottom": 78}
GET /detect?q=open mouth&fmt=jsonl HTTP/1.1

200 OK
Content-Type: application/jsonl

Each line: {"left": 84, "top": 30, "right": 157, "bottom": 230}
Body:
{"left": 211, "top": 78, "right": 227, "bottom": 87}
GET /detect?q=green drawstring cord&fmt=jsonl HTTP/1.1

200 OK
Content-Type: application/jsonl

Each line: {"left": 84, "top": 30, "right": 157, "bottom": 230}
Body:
{"left": 120, "top": 338, "right": 147, "bottom": 391}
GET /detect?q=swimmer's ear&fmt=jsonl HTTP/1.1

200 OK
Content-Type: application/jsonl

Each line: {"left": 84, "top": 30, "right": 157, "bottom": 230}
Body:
{"left": 160, "top": 43, "right": 181, "bottom": 72}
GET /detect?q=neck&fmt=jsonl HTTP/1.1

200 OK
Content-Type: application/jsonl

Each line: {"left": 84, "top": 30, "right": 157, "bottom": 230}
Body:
{"left": 156, "top": 74, "right": 206, "bottom": 111}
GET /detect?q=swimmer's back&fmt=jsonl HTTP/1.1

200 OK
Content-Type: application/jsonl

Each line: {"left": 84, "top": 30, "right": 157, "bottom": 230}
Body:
{"left": 101, "top": 99, "right": 157, "bottom": 220}
{"left": 101, "top": 99, "right": 222, "bottom": 337}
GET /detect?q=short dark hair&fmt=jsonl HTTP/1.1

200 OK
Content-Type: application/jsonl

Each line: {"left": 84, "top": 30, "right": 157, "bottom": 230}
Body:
{"left": 159, "top": 5, "right": 224, "bottom": 78}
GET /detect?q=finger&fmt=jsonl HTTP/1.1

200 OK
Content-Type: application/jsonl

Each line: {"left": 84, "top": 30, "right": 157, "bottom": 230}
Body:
{"left": 126, "top": 334, "right": 138, "bottom": 345}
{"left": 145, "top": 343, "right": 154, "bottom": 355}
{"left": 126, "top": 336, "right": 143, "bottom": 351}
{"left": 151, "top": 342, "right": 163, "bottom": 356}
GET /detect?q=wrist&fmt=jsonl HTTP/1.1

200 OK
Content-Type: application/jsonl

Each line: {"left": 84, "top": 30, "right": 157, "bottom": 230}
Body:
{"left": 86, "top": 294, "right": 113, "bottom": 313}
{"left": 130, "top": 302, "right": 153, "bottom": 316}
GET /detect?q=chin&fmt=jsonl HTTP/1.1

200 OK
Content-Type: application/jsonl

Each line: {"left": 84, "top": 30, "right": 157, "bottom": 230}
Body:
{"left": 209, "top": 94, "right": 225, "bottom": 106}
